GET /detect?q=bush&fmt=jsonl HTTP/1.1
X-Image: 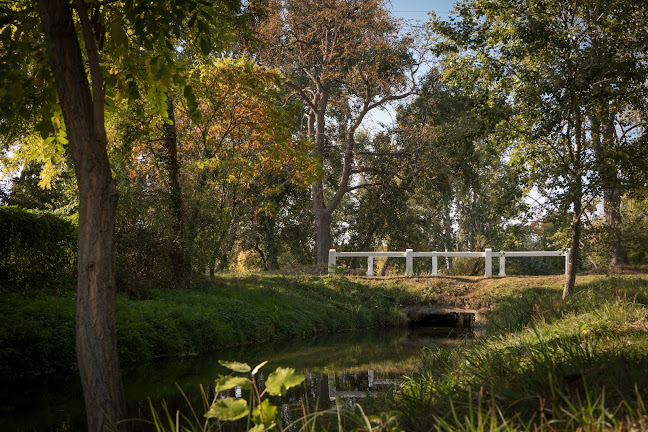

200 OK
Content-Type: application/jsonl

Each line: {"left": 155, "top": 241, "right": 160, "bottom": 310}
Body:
{"left": 0, "top": 206, "right": 77, "bottom": 292}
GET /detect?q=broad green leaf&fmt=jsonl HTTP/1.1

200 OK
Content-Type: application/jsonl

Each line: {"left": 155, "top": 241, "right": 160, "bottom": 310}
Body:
{"left": 265, "top": 367, "right": 305, "bottom": 396}
{"left": 204, "top": 397, "right": 248, "bottom": 421}
{"left": 219, "top": 360, "right": 251, "bottom": 373}
{"left": 215, "top": 376, "right": 251, "bottom": 392}
{"left": 252, "top": 399, "right": 279, "bottom": 428}
{"left": 199, "top": 36, "right": 210, "bottom": 56}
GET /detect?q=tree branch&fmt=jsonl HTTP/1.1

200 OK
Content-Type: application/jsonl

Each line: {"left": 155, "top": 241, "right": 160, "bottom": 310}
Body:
{"left": 73, "top": 0, "right": 105, "bottom": 132}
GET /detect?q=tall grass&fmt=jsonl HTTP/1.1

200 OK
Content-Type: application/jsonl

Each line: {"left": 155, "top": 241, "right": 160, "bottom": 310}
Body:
{"left": 378, "top": 275, "right": 648, "bottom": 431}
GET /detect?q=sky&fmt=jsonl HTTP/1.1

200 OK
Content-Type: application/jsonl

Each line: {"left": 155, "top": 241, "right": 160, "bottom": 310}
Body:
{"left": 387, "top": 0, "right": 456, "bottom": 22}
{"left": 362, "top": 0, "right": 458, "bottom": 131}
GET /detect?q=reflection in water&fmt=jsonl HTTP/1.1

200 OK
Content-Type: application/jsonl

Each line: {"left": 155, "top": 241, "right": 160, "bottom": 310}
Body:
{"left": 2, "top": 326, "right": 470, "bottom": 431}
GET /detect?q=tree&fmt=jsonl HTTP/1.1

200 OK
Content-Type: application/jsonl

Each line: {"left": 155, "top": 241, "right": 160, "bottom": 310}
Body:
{"left": 110, "top": 57, "right": 317, "bottom": 278}
{"left": 429, "top": 0, "right": 648, "bottom": 297}
{"left": 1, "top": 0, "right": 239, "bottom": 429}
{"left": 338, "top": 70, "right": 526, "bottom": 275}
{"left": 254, "top": 0, "right": 421, "bottom": 264}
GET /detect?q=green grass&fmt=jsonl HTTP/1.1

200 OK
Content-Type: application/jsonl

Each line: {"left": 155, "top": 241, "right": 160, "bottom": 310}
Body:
{"left": 1, "top": 274, "right": 414, "bottom": 377}
{"left": 5, "top": 272, "right": 648, "bottom": 431}
{"left": 369, "top": 274, "right": 648, "bottom": 431}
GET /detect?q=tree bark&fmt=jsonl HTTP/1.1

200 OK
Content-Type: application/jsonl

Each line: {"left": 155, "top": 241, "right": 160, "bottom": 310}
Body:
{"left": 601, "top": 116, "right": 628, "bottom": 266}
{"left": 38, "top": 0, "right": 126, "bottom": 430}
{"left": 163, "top": 97, "right": 191, "bottom": 286}
{"left": 604, "top": 185, "right": 628, "bottom": 266}
{"left": 563, "top": 110, "right": 583, "bottom": 299}
{"left": 564, "top": 196, "right": 582, "bottom": 299}
{"left": 215, "top": 223, "right": 238, "bottom": 272}
{"left": 314, "top": 196, "right": 332, "bottom": 266}
{"left": 443, "top": 205, "right": 454, "bottom": 272}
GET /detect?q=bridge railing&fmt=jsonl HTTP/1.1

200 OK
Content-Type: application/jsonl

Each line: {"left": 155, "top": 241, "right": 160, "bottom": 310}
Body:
{"left": 328, "top": 248, "right": 571, "bottom": 278}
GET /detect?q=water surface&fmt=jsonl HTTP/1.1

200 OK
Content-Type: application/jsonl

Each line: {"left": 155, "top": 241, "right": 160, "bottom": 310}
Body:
{"left": 2, "top": 326, "right": 467, "bottom": 431}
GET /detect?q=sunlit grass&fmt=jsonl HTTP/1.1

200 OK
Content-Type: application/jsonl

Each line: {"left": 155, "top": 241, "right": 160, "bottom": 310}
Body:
{"left": 374, "top": 274, "right": 648, "bottom": 431}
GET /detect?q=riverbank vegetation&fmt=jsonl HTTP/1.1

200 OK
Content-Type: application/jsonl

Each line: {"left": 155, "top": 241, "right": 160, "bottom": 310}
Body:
{"left": 0, "top": 274, "right": 414, "bottom": 378}
{"left": 367, "top": 275, "right": 648, "bottom": 431}
{"left": 133, "top": 274, "right": 648, "bottom": 431}
{"left": 2, "top": 0, "right": 648, "bottom": 429}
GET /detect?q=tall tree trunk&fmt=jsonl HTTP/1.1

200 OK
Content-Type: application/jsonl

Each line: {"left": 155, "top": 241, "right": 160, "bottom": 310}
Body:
{"left": 601, "top": 116, "right": 628, "bottom": 266}
{"left": 563, "top": 110, "right": 583, "bottom": 299}
{"left": 38, "top": 0, "right": 125, "bottom": 430}
{"left": 604, "top": 185, "right": 628, "bottom": 266}
{"left": 163, "top": 97, "right": 191, "bottom": 286}
{"left": 443, "top": 205, "right": 454, "bottom": 272}
{"left": 216, "top": 223, "right": 238, "bottom": 272}
{"left": 311, "top": 86, "right": 333, "bottom": 266}
{"left": 588, "top": 23, "right": 628, "bottom": 268}
{"left": 564, "top": 196, "right": 582, "bottom": 299}
{"left": 314, "top": 193, "right": 332, "bottom": 266}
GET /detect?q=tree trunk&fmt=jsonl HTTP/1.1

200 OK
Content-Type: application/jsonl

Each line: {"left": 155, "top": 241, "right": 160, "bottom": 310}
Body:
{"left": 592, "top": 108, "right": 628, "bottom": 268}
{"left": 443, "top": 205, "right": 454, "bottom": 272}
{"left": 604, "top": 185, "right": 628, "bottom": 266}
{"left": 314, "top": 193, "right": 332, "bottom": 266}
{"left": 563, "top": 110, "right": 583, "bottom": 300}
{"left": 163, "top": 97, "right": 191, "bottom": 286}
{"left": 601, "top": 115, "right": 628, "bottom": 267}
{"left": 38, "top": 0, "right": 126, "bottom": 430}
{"left": 311, "top": 84, "right": 333, "bottom": 266}
{"left": 564, "top": 198, "right": 582, "bottom": 299}
{"left": 216, "top": 223, "right": 238, "bottom": 272}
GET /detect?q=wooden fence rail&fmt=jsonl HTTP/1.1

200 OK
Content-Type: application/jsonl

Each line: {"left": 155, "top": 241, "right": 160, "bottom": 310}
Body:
{"left": 328, "top": 248, "right": 571, "bottom": 278}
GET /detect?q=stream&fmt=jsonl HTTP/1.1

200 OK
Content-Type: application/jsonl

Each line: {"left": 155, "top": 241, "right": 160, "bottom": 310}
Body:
{"left": 2, "top": 325, "right": 471, "bottom": 431}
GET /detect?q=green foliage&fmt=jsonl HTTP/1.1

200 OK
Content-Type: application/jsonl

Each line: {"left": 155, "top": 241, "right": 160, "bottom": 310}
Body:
{"left": 0, "top": 206, "right": 76, "bottom": 291}
{"left": 1, "top": 274, "right": 411, "bottom": 376}
{"left": 109, "top": 56, "right": 318, "bottom": 287}
{"left": 428, "top": 0, "right": 648, "bottom": 280}
{"left": 0, "top": 291, "right": 76, "bottom": 378}
{"left": 203, "top": 360, "right": 304, "bottom": 429}
{"left": 146, "top": 364, "right": 406, "bottom": 432}
{"left": 0, "top": 163, "right": 77, "bottom": 214}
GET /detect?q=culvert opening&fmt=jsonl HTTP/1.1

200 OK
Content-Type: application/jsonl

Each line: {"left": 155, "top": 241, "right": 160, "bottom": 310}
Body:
{"left": 409, "top": 312, "right": 475, "bottom": 331}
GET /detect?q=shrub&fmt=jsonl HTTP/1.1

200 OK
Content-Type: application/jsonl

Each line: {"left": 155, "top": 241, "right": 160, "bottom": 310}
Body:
{"left": 0, "top": 206, "right": 76, "bottom": 292}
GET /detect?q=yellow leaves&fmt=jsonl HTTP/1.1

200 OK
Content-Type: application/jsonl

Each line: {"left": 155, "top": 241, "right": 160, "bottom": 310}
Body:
{"left": 176, "top": 56, "right": 318, "bottom": 192}
{"left": 2, "top": 129, "right": 68, "bottom": 190}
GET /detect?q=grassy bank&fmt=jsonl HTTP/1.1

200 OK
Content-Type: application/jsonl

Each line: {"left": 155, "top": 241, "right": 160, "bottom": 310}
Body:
{"left": 5, "top": 272, "right": 648, "bottom": 430}
{"left": 366, "top": 274, "right": 648, "bottom": 431}
{"left": 1, "top": 274, "right": 414, "bottom": 377}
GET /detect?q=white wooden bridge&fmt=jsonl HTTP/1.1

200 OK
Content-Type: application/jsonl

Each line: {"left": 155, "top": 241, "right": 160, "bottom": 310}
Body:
{"left": 328, "top": 248, "right": 571, "bottom": 277}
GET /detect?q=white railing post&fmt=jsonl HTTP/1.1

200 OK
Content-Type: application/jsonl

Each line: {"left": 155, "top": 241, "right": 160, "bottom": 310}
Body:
{"left": 367, "top": 256, "right": 374, "bottom": 276}
{"left": 406, "top": 249, "right": 413, "bottom": 277}
{"left": 328, "top": 249, "right": 337, "bottom": 275}
{"left": 432, "top": 255, "right": 438, "bottom": 276}
{"left": 564, "top": 248, "right": 571, "bottom": 275}
{"left": 499, "top": 252, "right": 506, "bottom": 276}
{"left": 485, "top": 248, "right": 493, "bottom": 278}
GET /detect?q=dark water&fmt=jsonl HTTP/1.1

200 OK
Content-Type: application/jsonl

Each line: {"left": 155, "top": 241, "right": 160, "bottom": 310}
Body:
{"left": 1, "top": 326, "right": 468, "bottom": 431}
